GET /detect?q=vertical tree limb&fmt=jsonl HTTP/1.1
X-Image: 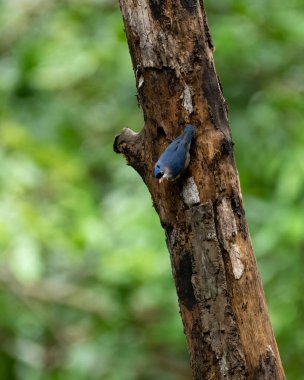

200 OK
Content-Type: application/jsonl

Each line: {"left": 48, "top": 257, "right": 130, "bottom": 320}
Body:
{"left": 114, "top": 1, "right": 286, "bottom": 378}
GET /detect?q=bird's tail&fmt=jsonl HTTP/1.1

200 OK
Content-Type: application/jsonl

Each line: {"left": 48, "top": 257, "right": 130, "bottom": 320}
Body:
{"left": 182, "top": 124, "right": 195, "bottom": 143}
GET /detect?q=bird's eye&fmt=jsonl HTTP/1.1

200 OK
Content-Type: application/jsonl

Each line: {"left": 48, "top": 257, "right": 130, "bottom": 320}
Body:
{"left": 156, "top": 171, "right": 163, "bottom": 179}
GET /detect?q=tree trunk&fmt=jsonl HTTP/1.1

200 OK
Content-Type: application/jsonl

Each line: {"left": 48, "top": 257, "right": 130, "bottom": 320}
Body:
{"left": 114, "top": 1, "right": 286, "bottom": 379}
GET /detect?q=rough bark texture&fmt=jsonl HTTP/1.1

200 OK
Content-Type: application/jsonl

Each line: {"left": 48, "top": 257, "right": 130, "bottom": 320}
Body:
{"left": 114, "top": 1, "right": 286, "bottom": 379}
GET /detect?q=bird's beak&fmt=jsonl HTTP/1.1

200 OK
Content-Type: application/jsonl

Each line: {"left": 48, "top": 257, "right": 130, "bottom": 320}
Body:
{"left": 159, "top": 177, "right": 164, "bottom": 184}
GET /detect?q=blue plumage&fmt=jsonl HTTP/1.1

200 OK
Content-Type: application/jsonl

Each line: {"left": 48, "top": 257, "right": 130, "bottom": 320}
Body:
{"left": 154, "top": 124, "right": 195, "bottom": 183}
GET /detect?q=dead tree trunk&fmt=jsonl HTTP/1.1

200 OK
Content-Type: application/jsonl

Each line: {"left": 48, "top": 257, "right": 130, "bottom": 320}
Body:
{"left": 114, "top": 1, "right": 285, "bottom": 379}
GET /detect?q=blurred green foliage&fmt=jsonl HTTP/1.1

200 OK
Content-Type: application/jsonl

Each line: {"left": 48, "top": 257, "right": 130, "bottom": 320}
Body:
{"left": 0, "top": 0, "right": 303, "bottom": 379}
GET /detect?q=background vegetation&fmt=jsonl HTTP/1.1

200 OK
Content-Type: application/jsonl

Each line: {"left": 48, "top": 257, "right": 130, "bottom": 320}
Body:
{"left": 0, "top": 0, "right": 303, "bottom": 379}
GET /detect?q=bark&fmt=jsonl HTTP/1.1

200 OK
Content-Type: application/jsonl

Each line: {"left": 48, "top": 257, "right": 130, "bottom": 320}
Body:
{"left": 114, "top": 1, "right": 286, "bottom": 379}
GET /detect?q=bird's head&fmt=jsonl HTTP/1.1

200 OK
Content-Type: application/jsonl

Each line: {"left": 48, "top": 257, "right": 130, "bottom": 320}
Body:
{"left": 154, "top": 164, "right": 171, "bottom": 183}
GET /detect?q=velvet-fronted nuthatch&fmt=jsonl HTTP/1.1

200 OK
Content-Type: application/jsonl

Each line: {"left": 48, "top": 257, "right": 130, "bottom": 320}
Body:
{"left": 154, "top": 124, "right": 195, "bottom": 183}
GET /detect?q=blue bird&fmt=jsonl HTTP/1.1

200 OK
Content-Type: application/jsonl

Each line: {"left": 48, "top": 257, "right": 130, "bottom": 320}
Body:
{"left": 154, "top": 124, "right": 195, "bottom": 183}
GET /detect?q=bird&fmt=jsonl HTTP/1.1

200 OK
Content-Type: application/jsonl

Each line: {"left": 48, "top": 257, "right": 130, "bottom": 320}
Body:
{"left": 154, "top": 124, "right": 195, "bottom": 183}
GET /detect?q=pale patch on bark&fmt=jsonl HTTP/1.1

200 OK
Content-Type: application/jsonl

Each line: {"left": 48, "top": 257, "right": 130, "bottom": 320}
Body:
{"left": 138, "top": 75, "right": 144, "bottom": 89}
{"left": 230, "top": 243, "right": 244, "bottom": 280}
{"left": 267, "top": 345, "right": 275, "bottom": 357}
{"left": 219, "top": 353, "right": 228, "bottom": 378}
{"left": 217, "top": 198, "right": 237, "bottom": 242}
{"left": 181, "top": 84, "right": 193, "bottom": 114}
{"left": 217, "top": 198, "right": 244, "bottom": 280}
{"left": 182, "top": 177, "right": 200, "bottom": 207}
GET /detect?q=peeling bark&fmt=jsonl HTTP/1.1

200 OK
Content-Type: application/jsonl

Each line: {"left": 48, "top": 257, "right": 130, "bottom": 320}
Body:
{"left": 114, "top": 1, "right": 285, "bottom": 379}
